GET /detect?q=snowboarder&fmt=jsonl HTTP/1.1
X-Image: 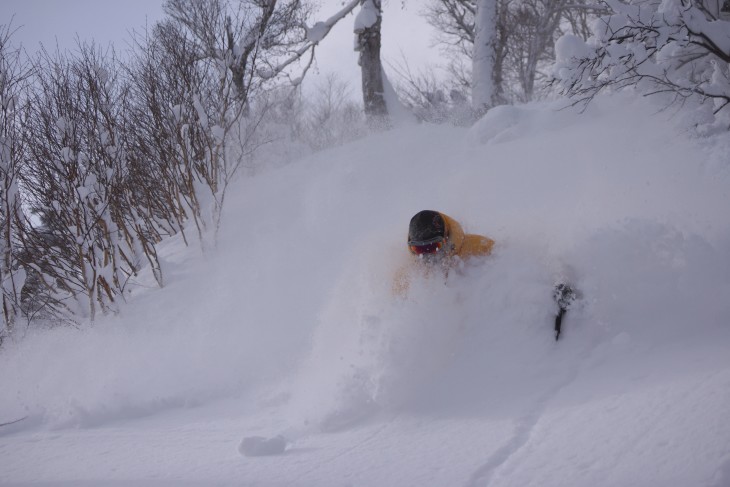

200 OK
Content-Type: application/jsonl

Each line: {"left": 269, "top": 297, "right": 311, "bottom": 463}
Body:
{"left": 393, "top": 210, "right": 494, "bottom": 296}
{"left": 404, "top": 210, "right": 493, "bottom": 265}
{"left": 394, "top": 210, "right": 576, "bottom": 340}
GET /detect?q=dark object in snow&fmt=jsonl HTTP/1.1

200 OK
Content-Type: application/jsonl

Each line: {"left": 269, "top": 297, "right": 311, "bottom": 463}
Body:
{"left": 553, "top": 283, "right": 577, "bottom": 341}
{"left": 0, "top": 416, "right": 27, "bottom": 428}
{"left": 239, "top": 435, "right": 288, "bottom": 457}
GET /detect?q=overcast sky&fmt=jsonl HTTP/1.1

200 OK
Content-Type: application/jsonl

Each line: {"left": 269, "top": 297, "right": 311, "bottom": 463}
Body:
{"left": 2, "top": 0, "right": 442, "bottom": 98}
{"left": 3, "top": 0, "right": 165, "bottom": 54}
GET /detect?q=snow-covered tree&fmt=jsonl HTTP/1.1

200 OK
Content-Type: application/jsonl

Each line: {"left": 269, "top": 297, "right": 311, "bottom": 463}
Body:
{"left": 552, "top": 0, "right": 730, "bottom": 125}
{"left": 354, "top": 0, "right": 388, "bottom": 123}
{"left": 159, "top": 0, "right": 378, "bottom": 238}
{"left": 508, "top": 0, "right": 576, "bottom": 102}
{"left": 128, "top": 20, "right": 224, "bottom": 251}
{"left": 0, "top": 23, "right": 28, "bottom": 340}
{"left": 472, "top": 0, "right": 500, "bottom": 112}
{"left": 163, "top": 0, "right": 316, "bottom": 105}
{"left": 424, "top": 0, "right": 602, "bottom": 105}
{"left": 166, "top": 0, "right": 391, "bottom": 128}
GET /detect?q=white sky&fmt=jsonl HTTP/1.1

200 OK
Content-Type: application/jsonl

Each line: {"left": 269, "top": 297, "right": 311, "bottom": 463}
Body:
{"left": 2, "top": 0, "right": 165, "bottom": 55}
{"left": 2, "top": 0, "right": 444, "bottom": 99}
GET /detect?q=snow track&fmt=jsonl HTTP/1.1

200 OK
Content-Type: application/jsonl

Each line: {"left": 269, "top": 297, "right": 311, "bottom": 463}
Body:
{"left": 466, "top": 330, "right": 600, "bottom": 487}
{"left": 292, "top": 413, "right": 402, "bottom": 482}
{"left": 466, "top": 384, "right": 572, "bottom": 487}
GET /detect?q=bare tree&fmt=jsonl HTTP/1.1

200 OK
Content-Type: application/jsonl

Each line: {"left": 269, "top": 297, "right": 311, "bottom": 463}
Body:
{"left": 301, "top": 73, "right": 366, "bottom": 150}
{"left": 389, "top": 57, "right": 473, "bottom": 125}
{"left": 424, "top": 0, "right": 477, "bottom": 58}
{"left": 0, "top": 21, "right": 29, "bottom": 341}
{"left": 506, "top": 0, "right": 568, "bottom": 102}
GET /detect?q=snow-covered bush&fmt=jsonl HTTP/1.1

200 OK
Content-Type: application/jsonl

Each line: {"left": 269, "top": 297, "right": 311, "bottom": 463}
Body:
{"left": 553, "top": 0, "right": 730, "bottom": 129}
{"left": 20, "top": 44, "right": 141, "bottom": 322}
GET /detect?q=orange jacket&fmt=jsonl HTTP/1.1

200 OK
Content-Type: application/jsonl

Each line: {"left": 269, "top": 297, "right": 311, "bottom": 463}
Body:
{"left": 437, "top": 213, "right": 494, "bottom": 259}
{"left": 394, "top": 212, "right": 494, "bottom": 295}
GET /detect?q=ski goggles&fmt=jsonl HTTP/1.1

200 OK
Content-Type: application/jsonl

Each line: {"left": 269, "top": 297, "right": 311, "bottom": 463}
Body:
{"left": 408, "top": 237, "right": 445, "bottom": 255}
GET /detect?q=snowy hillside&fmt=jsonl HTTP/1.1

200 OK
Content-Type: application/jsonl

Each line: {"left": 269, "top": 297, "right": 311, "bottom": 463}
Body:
{"left": 1, "top": 94, "right": 729, "bottom": 486}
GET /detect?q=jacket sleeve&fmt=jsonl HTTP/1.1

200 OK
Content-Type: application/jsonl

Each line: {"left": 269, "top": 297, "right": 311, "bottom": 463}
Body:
{"left": 460, "top": 234, "right": 495, "bottom": 259}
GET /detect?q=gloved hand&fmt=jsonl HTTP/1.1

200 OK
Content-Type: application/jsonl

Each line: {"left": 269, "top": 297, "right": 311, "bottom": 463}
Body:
{"left": 554, "top": 282, "right": 577, "bottom": 311}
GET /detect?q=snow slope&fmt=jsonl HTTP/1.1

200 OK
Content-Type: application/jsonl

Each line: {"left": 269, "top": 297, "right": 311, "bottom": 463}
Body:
{"left": 1, "top": 94, "right": 729, "bottom": 486}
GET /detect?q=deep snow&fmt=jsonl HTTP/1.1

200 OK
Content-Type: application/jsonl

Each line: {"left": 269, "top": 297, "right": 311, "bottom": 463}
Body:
{"left": 1, "top": 95, "right": 729, "bottom": 486}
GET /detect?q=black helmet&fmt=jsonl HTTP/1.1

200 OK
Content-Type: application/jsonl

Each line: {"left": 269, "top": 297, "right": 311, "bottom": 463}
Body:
{"left": 408, "top": 210, "right": 445, "bottom": 244}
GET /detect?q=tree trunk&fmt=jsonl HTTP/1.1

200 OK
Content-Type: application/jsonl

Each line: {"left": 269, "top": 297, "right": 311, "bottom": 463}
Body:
{"left": 355, "top": 0, "right": 388, "bottom": 124}
{"left": 1, "top": 194, "right": 19, "bottom": 335}
{"left": 472, "top": 0, "right": 500, "bottom": 114}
